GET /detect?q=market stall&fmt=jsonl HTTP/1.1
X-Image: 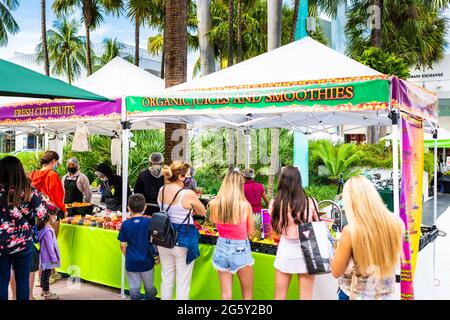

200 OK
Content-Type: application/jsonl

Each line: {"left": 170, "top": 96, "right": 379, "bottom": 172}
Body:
{"left": 57, "top": 223, "right": 301, "bottom": 299}
{"left": 120, "top": 37, "right": 439, "bottom": 300}
{"left": 2, "top": 39, "right": 439, "bottom": 300}
{"left": 0, "top": 57, "right": 166, "bottom": 298}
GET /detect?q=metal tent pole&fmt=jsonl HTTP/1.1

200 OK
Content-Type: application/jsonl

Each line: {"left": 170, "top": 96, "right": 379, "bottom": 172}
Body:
{"left": 245, "top": 128, "right": 251, "bottom": 168}
{"left": 433, "top": 128, "right": 438, "bottom": 225}
{"left": 433, "top": 127, "right": 439, "bottom": 286}
{"left": 120, "top": 97, "right": 130, "bottom": 299}
{"left": 392, "top": 110, "right": 400, "bottom": 217}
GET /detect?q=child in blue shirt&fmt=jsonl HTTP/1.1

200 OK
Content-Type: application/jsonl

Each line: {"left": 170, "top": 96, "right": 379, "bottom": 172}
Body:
{"left": 118, "top": 193, "right": 158, "bottom": 300}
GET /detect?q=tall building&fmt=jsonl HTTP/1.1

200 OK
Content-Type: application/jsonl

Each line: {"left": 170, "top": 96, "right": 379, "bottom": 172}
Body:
{"left": 408, "top": 55, "right": 450, "bottom": 131}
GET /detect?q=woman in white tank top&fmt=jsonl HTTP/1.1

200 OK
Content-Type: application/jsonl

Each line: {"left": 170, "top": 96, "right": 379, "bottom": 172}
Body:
{"left": 157, "top": 161, "right": 205, "bottom": 300}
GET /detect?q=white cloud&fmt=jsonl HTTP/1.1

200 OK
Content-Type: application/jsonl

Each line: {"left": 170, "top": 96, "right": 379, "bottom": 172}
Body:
{"left": 0, "top": 31, "right": 41, "bottom": 59}
{"left": 91, "top": 25, "right": 113, "bottom": 40}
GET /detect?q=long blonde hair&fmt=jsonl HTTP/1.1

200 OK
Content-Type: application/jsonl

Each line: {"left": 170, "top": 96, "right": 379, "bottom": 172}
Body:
{"left": 342, "top": 175, "right": 404, "bottom": 279}
{"left": 209, "top": 171, "right": 247, "bottom": 224}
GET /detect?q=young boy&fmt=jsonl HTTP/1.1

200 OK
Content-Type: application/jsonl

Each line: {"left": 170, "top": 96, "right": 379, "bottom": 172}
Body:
{"left": 118, "top": 193, "right": 158, "bottom": 300}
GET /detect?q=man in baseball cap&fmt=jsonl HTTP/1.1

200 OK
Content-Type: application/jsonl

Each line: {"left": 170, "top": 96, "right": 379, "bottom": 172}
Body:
{"left": 134, "top": 152, "right": 165, "bottom": 215}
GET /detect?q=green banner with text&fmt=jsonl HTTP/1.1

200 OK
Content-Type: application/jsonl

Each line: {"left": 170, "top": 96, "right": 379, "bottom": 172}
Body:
{"left": 126, "top": 79, "right": 390, "bottom": 114}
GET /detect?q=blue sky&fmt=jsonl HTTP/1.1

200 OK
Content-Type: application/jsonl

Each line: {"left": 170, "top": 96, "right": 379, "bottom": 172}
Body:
{"left": 0, "top": 1, "right": 159, "bottom": 58}
{"left": 0, "top": 1, "right": 200, "bottom": 78}
{"left": 1, "top": 2, "right": 450, "bottom": 76}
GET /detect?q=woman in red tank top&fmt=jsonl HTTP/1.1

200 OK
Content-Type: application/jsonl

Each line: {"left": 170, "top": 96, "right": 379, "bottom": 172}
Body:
{"left": 208, "top": 171, "right": 255, "bottom": 300}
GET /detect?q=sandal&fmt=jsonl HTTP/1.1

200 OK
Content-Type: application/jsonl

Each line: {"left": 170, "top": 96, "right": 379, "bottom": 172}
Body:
{"left": 41, "top": 292, "right": 60, "bottom": 300}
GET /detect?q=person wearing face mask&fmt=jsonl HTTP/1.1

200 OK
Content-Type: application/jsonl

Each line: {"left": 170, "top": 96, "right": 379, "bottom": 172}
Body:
{"left": 95, "top": 163, "right": 131, "bottom": 212}
{"left": 184, "top": 167, "right": 198, "bottom": 193}
{"left": 134, "top": 152, "right": 165, "bottom": 216}
{"left": 62, "top": 158, "right": 92, "bottom": 208}
{"left": 157, "top": 161, "right": 206, "bottom": 300}
{"left": 31, "top": 151, "right": 67, "bottom": 235}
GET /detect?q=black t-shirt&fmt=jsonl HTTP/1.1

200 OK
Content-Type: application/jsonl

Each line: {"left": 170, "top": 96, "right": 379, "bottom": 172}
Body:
{"left": 134, "top": 170, "right": 164, "bottom": 206}
{"left": 100, "top": 175, "right": 131, "bottom": 211}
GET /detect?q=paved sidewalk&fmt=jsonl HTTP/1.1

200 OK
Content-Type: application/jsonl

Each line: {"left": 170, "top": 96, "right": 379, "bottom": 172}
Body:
{"left": 9, "top": 279, "right": 125, "bottom": 300}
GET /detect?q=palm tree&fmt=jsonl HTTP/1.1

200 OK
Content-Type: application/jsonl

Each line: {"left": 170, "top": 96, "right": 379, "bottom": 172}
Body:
{"left": 267, "top": 128, "right": 279, "bottom": 198}
{"left": 227, "top": 0, "right": 234, "bottom": 66}
{"left": 346, "top": 0, "right": 449, "bottom": 143}
{"left": 198, "top": 0, "right": 215, "bottom": 74}
{"left": 267, "top": 0, "right": 282, "bottom": 196}
{"left": 310, "top": 140, "right": 362, "bottom": 182}
{"left": 346, "top": 0, "right": 449, "bottom": 71}
{"left": 41, "top": 0, "right": 50, "bottom": 76}
{"left": 291, "top": 0, "right": 300, "bottom": 42}
{"left": 0, "top": 0, "right": 20, "bottom": 47}
{"left": 36, "top": 17, "right": 87, "bottom": 84}
{"left": 92, "top": 37, "right": 124, "bottom": 72}
{"left": 267, "top": 0, "right": 281, "bottom": 51}
{"left": 128, "top": 0, "right": 154, "bottom": 67}
{"left": 164, "top": 0, "right": 188, "bottom": 163}
{"left": 52, "top": 0, "right": 124, "bottom": 76}
{"left": 207, "top": 0, "right": 293, "bottom": 70}
{"left": 236, "top": 0, "right": 243, "bottom": 63}
{"left": 147, "top": 0, "right": 197, "bottom": 78}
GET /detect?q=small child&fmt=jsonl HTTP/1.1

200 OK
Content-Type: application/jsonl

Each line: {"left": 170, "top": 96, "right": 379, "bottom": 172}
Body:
{"left": 37, "top": 201, "right": 60, "bottom": 300}
{"left": 118, "top": 193, "right": 158, "bottom": 300}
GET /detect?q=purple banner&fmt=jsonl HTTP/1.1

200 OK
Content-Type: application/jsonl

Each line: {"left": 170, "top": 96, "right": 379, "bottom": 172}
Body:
{"left": 399, "top": 113, "right": 425, "bottom": 300}
{"left": 391, "top": 77, "right": 438, "bottom": 122}
{"left": 0, "top": 99, "right": 121, "bottom": 125}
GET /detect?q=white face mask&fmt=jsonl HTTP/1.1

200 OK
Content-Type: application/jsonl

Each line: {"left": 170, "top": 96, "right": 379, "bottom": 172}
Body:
{"left": 149, "top": 164, "right": 162, "bottom": 177}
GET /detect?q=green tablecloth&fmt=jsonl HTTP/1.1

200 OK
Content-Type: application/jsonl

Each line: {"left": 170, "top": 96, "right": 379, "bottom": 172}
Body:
{"left": 57, "top": 224, "right": 300, "bottom": 299}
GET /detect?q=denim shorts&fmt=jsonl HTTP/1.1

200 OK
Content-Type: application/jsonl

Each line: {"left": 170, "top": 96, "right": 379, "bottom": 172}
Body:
{"left": 212, "top": 237, "right": 254, "bottom": 274}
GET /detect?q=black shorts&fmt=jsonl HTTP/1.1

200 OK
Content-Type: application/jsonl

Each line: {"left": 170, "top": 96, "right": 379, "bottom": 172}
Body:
{"left": 30, "top": 244, "right": 40, "bottom": 272}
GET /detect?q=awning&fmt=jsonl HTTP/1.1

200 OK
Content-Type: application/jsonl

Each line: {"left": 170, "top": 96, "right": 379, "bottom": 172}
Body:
{"left": 0, "top": 59, "right": 110, "bottom": 101}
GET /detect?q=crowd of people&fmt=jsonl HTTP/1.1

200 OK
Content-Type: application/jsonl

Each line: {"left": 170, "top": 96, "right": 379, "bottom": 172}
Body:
{"left": 0, "top": 149, "right": 404, "bottom": 301}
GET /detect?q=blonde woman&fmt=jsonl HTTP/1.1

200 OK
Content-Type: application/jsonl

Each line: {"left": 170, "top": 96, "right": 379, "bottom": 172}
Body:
{"left": 208, "top": 171, "right": 255, "bottom": 300}
{"left": 157, "top": 161, "right": 206, "bottom": 300}
{"left": 331, "top": 175, "right": 404, "bottom": 300}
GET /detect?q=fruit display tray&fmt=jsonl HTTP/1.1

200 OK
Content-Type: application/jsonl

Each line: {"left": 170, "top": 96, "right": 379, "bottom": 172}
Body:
{"left": 199, "top": 234, "right": 278, "bottom": 256}
{"left": 419, "top": 225, "right": 439, "bottom": 251}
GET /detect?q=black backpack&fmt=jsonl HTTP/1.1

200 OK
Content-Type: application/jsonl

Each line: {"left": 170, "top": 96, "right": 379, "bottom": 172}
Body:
{"left": 149, "top": 187, "right": 186, "bottom": 249}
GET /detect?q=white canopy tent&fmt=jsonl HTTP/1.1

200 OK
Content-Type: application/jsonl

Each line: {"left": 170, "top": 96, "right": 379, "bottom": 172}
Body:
{"left": 74, "top": 57, "right": 165, "bottom": 99}
{"left": 173, "top": 37, "right": 382, "bottom": 90}
{"left": 121, "top": 37, "right": 439, "bottom": 298}
{"left": 0, "top": 57, "right": 164, "bottom": 136}
{"left": 382, "top": 127, "right": 450, "bottom": 142}
{"left": 131, "top": 37, "right": 390, "bottom": 132}
{"left": 0, "top": 57, "right": 166, "bottom": 137}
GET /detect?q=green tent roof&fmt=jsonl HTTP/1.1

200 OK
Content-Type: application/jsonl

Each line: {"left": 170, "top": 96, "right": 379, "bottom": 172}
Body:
{"left": 0, "top": 59, "right": 110, "bottom": 101}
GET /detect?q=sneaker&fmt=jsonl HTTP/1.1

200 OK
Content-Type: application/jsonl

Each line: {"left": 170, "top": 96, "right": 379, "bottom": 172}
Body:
{"left": 49, "top": 275, "right": 56, "bottom": 284}
{"left": 53, "top": 272, "right": 63, "bottom": 281}
{"left": 41, "top": 292, "right": 59, "bottom": 300}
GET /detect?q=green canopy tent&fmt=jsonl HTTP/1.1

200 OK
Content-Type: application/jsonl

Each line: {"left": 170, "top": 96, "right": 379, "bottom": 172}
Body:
{"left": 0, "top": 59, "right": 110, "bottom": 101}
{"left": 383, "top": 127, "right": 450, "bottom": 148}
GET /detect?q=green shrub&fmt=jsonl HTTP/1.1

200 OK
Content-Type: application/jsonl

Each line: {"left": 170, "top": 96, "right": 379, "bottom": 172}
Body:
{"left": 0, "top": 151, "right": 43, "bottom": 173}
{"left": 305, "top": 184, "right": 339, "bottom": 203}
{"left": 310, "top": 140, "right": 362, "bottom": 181}
{"left": 356, "top": 142, "right": 393, "bottom": 169}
